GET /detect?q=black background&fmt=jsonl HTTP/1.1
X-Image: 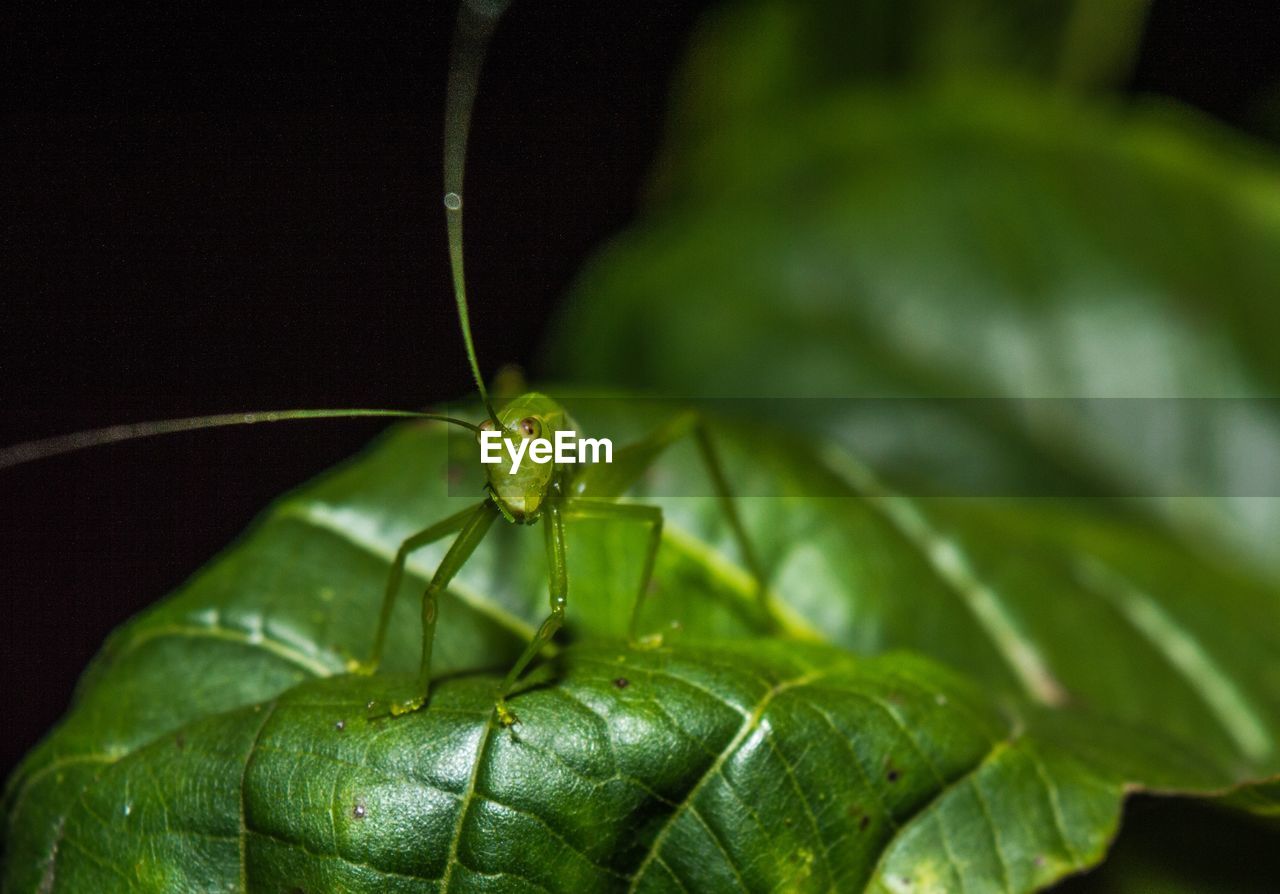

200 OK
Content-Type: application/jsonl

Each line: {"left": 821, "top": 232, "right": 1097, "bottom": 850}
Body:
{"left": 3, "top": 0, "right": 1279, "bottom": 793}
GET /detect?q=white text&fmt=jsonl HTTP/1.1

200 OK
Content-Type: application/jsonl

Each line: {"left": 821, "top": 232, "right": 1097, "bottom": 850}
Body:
{"left": 479, "top": 430, "right": 612, "bottom": 473}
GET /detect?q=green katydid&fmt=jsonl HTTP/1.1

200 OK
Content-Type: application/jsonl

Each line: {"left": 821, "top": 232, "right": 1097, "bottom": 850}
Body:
{"left": 0, "top": 0, "right": 768, "bottom": 727}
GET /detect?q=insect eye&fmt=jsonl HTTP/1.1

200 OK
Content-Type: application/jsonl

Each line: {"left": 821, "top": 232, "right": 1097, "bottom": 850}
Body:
{"left": 519, "top": 417, "right": 541, "bottom": 438}
{"left": 478, "top": 418, "right": 495, "bottom": 435}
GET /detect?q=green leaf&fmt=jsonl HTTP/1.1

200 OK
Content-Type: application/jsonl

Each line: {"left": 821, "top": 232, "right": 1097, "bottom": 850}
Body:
{"left": 5, "top": 639, "right": 1007, "bottom": 892}
{"left": 553, "top": 1, "right": 1280, "bottom": 573}
{"left": 5, "top": 414, "right": 1277, "bottom": 890}
{"left": 666, "top": 0, "right": 1151, "bottom": 134}
{"left": 553, "top": 80, "right": 1280, "bottom": 573}
{"left": 546, "top": 4, "right": 1280, "bottom": 883}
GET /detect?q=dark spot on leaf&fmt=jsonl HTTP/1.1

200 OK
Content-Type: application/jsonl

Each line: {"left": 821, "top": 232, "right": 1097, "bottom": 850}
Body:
{"left": 887, "top": 767, "right": 900, "bottom": 783}
{"left": 174, "top": 734, "right": 185, "bottom": 750}
{"left": 334, "top": 720, "right": 345, "bottom": 732}
{"left": 860, "top": 815, "right": 870, "bottom": 831}
{"left": 614, "top": 677, "right": 629, "bottom": 689}
{"left": 352, "top": 802, "right": 367, "bottom": 820}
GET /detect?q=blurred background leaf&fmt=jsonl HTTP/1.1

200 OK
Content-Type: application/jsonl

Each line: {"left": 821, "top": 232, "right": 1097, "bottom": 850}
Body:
{"left": 550, "top": 0, "right": 1280, "bottom": 575}
{"left": 660, "top": 0, "right": 1152, "bottom": 128}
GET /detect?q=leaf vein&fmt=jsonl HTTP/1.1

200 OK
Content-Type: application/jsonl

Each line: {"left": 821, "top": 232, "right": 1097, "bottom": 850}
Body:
{"left": 823, "top": 449, "right": 1067, "bottom": 707}
{"left": 626, "top": 669, "right": 832, "bottom": 891}
{"left": 439, "top": 715, "right": 497, "bottom": 892}
{"left": 1076, "top": 558, "right": 1273, "bottom": 763}
{"left": 239, "top": 700, "right": 279, "bottom": 893}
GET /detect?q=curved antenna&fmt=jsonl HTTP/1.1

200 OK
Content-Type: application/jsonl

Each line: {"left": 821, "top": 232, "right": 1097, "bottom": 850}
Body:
{"left": 0, "top": 409, "right": 479, "bottom": 471}
{"left": 443, "top": 0, "right": 513, "bottom": 429}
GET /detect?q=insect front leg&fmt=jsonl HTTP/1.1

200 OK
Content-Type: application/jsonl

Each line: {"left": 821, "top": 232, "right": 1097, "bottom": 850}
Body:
{"left": 354, "top": 502, "right": 488, "bottom": 676}
{"left": 404, "top": 499, "right": 500, "bottom": 714}
{"left": 364, "top": 499, "right": 499, "bottom": 717}
{"left": 561, "top": 499, "right": 664, "bottom": 646}
{"left": 494, "top": 500, "right": 567, "bottom": 726}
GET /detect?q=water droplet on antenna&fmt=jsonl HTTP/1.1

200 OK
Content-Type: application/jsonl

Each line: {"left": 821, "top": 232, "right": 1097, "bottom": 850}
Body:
{"left": 444, "top": 192, "right": 462, "bottom": 211}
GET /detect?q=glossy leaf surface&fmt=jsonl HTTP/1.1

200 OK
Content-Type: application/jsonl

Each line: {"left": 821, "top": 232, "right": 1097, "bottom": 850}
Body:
{"left": 5, "top": 413, "right": 1276, "bottom": 891}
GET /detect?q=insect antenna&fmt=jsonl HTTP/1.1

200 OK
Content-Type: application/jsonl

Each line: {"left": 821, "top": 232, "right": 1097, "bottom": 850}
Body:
{"left": 2, "top": 1, "right": 516, "bottom": 471}
{"left": 0, "top": 409, "right": 480, "bottom": 471}
{"left": 442, "top": 0, "right": 513, "bottom": 430}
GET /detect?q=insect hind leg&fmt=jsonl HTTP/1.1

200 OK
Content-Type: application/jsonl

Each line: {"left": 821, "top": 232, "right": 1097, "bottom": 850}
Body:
{"left": 568, "top": 410, "right": 773, "bottom": 629}
{"left": 562, "top": 499, "right": 664, "bottom": 645}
